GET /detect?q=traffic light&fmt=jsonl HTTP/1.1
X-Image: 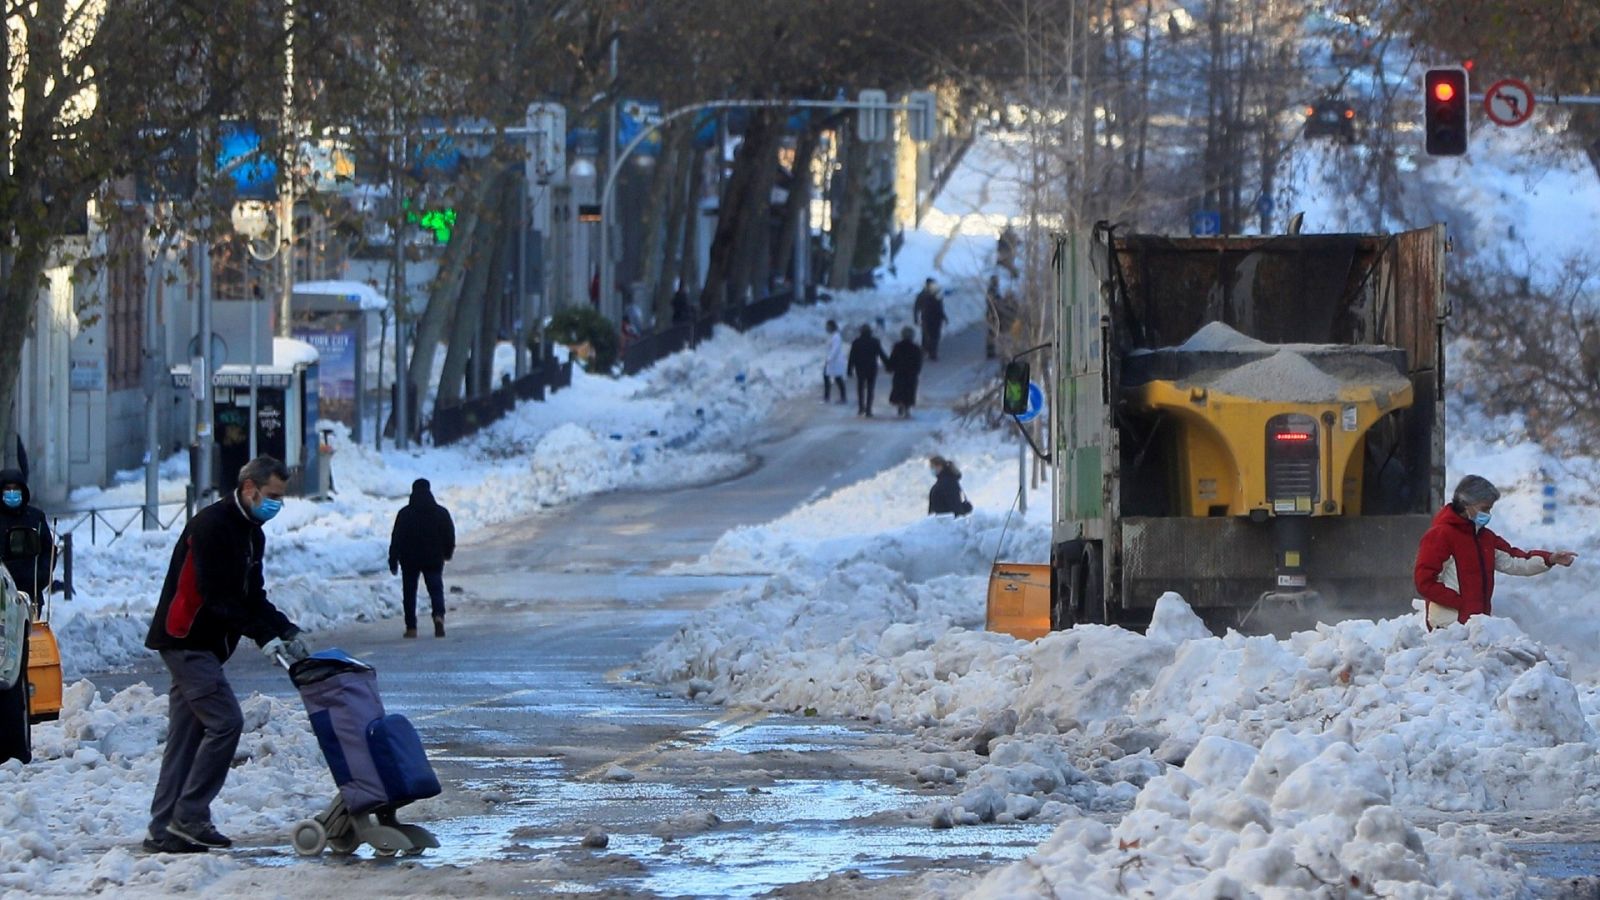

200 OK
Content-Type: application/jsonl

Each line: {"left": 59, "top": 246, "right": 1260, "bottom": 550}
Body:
{"left": 1423, "top": 67, "right": 1469, "bottom": 156}
{"left": 1002, "top": 361, "right": 1030, "bottom": 415}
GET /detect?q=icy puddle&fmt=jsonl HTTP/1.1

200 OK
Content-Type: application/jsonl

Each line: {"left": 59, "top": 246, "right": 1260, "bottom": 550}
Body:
{"left": 700, "top": 721, "right": 865, "bottom": 753}
{"left": 253, "top": 774, "right": 1054, "bottom": 896}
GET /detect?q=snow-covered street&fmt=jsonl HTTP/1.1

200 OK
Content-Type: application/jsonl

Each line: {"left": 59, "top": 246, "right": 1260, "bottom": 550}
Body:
{"left": 8, "top": 117, "right": 1600, "bottom": 898}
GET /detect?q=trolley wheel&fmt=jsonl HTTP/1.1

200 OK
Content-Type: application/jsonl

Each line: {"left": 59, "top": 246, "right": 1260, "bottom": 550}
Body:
{"left": 291, "top": 819, "right": 328, "bottom": 856}
{"left": 328, "top": 832, "right": 359, "bottom": 855}
{"left": 373, "top": 847, "right": 399, "bottom": 858}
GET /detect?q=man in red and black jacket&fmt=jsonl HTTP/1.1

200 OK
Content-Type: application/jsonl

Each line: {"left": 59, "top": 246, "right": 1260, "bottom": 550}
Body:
{"left": 142, "top": 456, "right": 308, "bottom": 854}
{"left": 1414, "top": 474, "right": 1577, "bottom": 629}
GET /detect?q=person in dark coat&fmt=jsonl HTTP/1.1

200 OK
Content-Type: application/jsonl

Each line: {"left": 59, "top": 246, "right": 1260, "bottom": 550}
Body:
{"left": 671, "top": 286, "right": 692, "bottom": 324}
{"left": 913, "top": 279, "right": 949, "bottom": 361}
{"left": 847, "top": 325, "right": 891, "bottom": 418}
{"left": 887, "top": 327, "right": 923, "bottom": 418}
{"left": 389, "top": 478, "right": 457, "bottom": 638}
{"left": 0, "top": 468, "right": 53, "bottom": 609}
{"left": 145, "top": 456, "right": 307, "bottom": 853}
{"left": 927, "top": 456, "right": 971, "bottom": 517}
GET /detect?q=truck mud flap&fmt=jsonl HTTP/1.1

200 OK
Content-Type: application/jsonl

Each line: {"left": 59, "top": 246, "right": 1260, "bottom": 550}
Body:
{"left": 1120, "top": 515, "right": 1432, "bottom": 613}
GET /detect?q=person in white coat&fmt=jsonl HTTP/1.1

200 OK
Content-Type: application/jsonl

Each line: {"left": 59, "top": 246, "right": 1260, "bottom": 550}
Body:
{"left": 823, "top": 320, "right": 847, "bottom": 404}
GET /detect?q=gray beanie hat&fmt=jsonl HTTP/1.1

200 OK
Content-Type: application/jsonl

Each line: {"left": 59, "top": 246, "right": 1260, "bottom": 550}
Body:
{"left": 1452, "top": 475, "right": 1500, "bottom": 507}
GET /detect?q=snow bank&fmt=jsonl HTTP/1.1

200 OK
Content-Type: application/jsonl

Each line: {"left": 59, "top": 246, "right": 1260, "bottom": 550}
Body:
{"left": 641, "top": 402, "right": 1600, "bottom": 895}
{"left": 958, "top": 735, "right": 1532, "bottom": 899}
{"left": 0, "top": 680, "right": 327, "bottom": 895}
{"left": 646, "top": 415, "right": 1600, "bottom": 819}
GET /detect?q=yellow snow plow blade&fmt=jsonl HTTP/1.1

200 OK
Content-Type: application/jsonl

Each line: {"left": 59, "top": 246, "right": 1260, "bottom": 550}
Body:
{"left": 986, "top": 563, "right": 1052, "bottom": 640}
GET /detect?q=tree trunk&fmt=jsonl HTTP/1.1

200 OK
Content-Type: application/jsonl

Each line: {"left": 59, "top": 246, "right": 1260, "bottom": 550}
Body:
{"left": 655, "top": 139, "right": 691, "bottom": 324}
{"left": 406, "top": 172, "right": 495, "bottom": 403}
{"left": 728, "top": 112, "right": 781, "bottom": 305}
{"left": 676, "top": 148, "right": 705, "bottom": 302}
{"left": 640, "top": 123, "right": 685, "bottom": 326}
{"left": 439, "top": 169, "right": 513, "bottom": 407}
{"left": 0, "top": 245, "right": 51, "bottom": 470}
{"left": 772, "top": 126, "right": 817, "bottom": 289}
{"left": 471, "top": 180, "right": 517, "bottom": 397}
{"left": 700, "top": 111, "right": 773, "bottom": 314}
{"left": 827, "top": 128, "right": 868, "bottom": 290}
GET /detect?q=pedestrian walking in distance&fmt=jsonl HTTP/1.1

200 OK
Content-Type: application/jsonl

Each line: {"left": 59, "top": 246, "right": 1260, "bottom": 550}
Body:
{"left": 1415, "top": 474, "right": 1575, "bottom": 629}
{"left": 823, "top": 320, "right": 848, "bottom": 404}
{"left": 887, "top": 326, "right": 923, "bottom": 418}
{"left": 913, "top": 278, "right": 948, "bottom": 362}
{"left": 144, "top": 456, "right": 309, "bottom": 854}
{"left": 847, "top": 324, "right": 891, "bottom": 418}
{"left": 389, "top": 478, "right": 457, "bottom": 638}
{"left": 928, "top": 456, "right": 973, "bottom": 517}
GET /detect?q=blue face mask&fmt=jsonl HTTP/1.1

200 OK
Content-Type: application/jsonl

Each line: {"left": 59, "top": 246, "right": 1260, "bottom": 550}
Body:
{"left": 253, "top": 497, "right": 283, "bottom": 523}
{"left": 1, "top": 490, "right": 20, "bottom": 510}
{"left": 1473, "top": 510, "right": 1492, "bottom": 529}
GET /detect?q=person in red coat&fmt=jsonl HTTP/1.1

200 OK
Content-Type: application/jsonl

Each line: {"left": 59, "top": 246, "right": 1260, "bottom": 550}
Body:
{"left": 1414, "top": 474, "right": 1577, "bottom": 629}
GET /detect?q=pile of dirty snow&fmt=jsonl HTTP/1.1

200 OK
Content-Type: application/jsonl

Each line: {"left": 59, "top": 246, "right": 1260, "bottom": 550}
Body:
{"left": 0, "top": 680, "right": 332, "bottom": 894}
{"left": 954, "top": 734, "right": 1532, "bottom": 899}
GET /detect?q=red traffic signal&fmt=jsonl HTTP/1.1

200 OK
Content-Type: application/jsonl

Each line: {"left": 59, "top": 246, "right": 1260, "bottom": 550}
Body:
{"left": 1424, "top": 67, "right": 1470, "bottom": 156}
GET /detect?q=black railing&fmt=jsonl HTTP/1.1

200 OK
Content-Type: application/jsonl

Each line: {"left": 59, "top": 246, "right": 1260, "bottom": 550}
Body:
{"left": 431, "top": 362, "right": 568, "bottom": 447}
{"left": 437, "top": 291, "right": 792, "bottom": 445}
{"left": 621, "top": 292, "right": 794, "bottom": 376}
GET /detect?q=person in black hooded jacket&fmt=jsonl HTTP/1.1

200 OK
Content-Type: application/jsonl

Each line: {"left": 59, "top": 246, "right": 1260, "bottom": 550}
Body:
{"left": 0, "top": 468, "right": 53, "bottom": 608}
{"left": 927, "top": 456, "right": 971, "bottom": 517}
{"left": 388, "top": 478, "right": 457, "bottom": 638}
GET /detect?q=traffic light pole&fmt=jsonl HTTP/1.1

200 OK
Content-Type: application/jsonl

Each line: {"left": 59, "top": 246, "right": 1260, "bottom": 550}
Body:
{"left": 595, "top": 96, "right": 928, "bottom": 320}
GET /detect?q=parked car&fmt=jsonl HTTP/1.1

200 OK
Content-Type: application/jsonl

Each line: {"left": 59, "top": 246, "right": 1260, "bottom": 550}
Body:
{"left": 0, "top": 564, "right": 31, "bottom": 762}
{"left": 1304, "top": 98, "right": 1357, "bottom": 143}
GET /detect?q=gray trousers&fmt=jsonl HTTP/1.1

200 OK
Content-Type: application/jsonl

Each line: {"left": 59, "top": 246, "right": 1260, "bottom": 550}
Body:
{"left": 148, "top": 649, "right": 243, "bottom": 836}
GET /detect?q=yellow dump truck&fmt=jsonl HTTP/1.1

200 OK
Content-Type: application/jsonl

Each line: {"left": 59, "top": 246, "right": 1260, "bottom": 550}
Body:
{"left": 1003, "top": 223, "right": 1446, "bottom": 632}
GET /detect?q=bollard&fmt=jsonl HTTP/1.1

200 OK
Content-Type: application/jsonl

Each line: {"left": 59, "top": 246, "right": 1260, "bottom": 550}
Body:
{"left": 61, "top": 533, "right": 73, "bottom": 601}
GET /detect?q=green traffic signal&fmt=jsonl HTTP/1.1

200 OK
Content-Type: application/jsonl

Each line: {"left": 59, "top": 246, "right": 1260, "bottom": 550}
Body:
{"left": 402, "top": 198, "right": 457, "bottom": 244}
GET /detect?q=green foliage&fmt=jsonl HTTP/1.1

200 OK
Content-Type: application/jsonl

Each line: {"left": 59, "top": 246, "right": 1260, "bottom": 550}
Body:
{"left": 547, "top": 305, "right": 620, "bottom": 373}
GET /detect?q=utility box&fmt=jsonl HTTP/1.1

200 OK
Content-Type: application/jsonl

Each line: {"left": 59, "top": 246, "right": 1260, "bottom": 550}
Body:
{"left": 172, "top": 338, "right": 321, "bottom": 495}
{"left": 985, "top": 563, "right": 1052, "bottom": 640}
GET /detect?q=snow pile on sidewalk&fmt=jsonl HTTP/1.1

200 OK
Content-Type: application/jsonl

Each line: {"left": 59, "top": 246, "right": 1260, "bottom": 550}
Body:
{"left": 0, "top": 680, "right": 329, "bottom": 895}
{"left": 957, "top": 734, "right": 1531, "bottom": 899}
{"left": 55, "top": 267, "right": 985, "bottom": 679}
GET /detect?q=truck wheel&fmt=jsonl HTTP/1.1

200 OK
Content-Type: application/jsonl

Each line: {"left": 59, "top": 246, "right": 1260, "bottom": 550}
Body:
{"left": 1050, "top": 541, "right": 1084, "bottom": 630}
{"left": 0, "top": 636, "right": 31, "bottom": 764}
{"left": 1079, "top": 544, "right": 1107, "bottom": 626}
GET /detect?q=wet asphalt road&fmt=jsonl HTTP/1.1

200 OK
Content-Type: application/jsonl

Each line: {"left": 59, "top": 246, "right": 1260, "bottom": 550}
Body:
{"left": 90, "top": 326, "right": 1065, "bottom": 897}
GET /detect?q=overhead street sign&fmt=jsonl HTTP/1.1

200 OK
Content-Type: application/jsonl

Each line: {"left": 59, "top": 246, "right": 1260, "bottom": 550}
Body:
{"left": 1483, "top": 78, "right": 1535, "bottom": 127}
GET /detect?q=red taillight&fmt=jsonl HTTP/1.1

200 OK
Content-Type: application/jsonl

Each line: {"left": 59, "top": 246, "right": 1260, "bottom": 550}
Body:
{"left": 1304, "top": 106, "right": 1315, "bottom": 117}
{"left": 1344, "top": 108, "right": 1355, "bottom": 119}
{"left": 1274, "top": 432, "right": 1313, "bottom": 442}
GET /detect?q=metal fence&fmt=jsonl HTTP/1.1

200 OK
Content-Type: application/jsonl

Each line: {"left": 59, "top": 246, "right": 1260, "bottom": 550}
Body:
{"left": 621, "top": 292, "right": 795, "bottom": 376}
{"left": 431, "top": 359, "right": 572, "bottom": 447}
{"left": 53, "top": 500, "right": 190, "bottom": 547}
